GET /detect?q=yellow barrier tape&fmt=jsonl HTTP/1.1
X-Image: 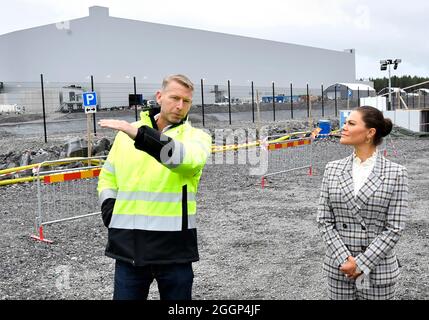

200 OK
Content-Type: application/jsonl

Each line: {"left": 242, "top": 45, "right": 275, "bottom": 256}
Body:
{"left": 210, "top": 130, "right": 314, "bottom": 153}
{"left": 0, "top": 158, "right": 104, "bottom": 186}
{"left": 211, "top": 140, "right": 262, "bottom": 153}
{"left": 0, "top": 175, "right": 42, "bottom": 186}
{"left": 0, "top": 158, "right": 103, "bottom": 176}
{"left": 1, "top": 128, "right": 335, "bottom": 186}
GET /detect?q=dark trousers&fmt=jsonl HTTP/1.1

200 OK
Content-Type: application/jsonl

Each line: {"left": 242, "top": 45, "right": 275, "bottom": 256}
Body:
{"left": 113, "top": 259, "right": 194, "bottom": 300}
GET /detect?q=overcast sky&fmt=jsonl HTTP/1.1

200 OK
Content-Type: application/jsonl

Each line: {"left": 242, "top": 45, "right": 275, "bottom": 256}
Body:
{"left": 1, "top": 0, "right": 428, "bottom": 79}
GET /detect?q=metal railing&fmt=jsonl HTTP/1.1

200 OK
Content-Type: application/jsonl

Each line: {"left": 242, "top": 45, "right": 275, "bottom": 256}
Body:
{"left": 260, "top": 136, "right": 314, "bottom": 188}
{"left": 31, "top": 156, "right": 106, "bottom": 243}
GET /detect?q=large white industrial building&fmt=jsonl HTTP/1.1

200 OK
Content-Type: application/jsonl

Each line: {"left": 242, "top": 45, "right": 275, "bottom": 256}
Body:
{"left": 0, "top": 6, "right": 358, "bottom": 112}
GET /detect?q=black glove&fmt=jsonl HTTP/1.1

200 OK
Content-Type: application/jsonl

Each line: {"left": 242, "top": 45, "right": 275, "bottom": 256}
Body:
{"left": 101, "top": 198, "right": 116, "bottom": 228}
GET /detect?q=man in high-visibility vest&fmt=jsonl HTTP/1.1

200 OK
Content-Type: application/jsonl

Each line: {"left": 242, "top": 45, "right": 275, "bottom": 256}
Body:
{"left": 97, "top": 74, "right": 212, "bottom": 300}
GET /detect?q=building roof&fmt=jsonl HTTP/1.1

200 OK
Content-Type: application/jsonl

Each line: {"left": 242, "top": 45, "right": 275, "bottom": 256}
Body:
{"left": 337, "top": 83, "right": 375, "bottom": 91}
{"left": 0, "top": 6, "right": 356, "bottom": 85}
{"left": 416, "top": 88, "right": 429, "bottom": 93}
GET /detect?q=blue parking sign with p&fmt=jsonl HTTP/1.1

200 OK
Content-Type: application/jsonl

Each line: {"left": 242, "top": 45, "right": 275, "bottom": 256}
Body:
{"left": 83, "top": 92, "right": 97, "bottom": 113}
{"left": 83, "top": 92, "right": 97, "bottom": 106}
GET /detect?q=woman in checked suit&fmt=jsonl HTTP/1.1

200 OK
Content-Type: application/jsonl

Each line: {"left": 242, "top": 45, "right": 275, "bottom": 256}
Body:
{"left": 317, "top": 106, "right": 408, "bottom": 300}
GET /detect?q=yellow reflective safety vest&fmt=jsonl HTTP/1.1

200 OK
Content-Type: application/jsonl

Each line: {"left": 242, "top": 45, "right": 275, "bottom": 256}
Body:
{"left": 97, "top": 109, "right": 212, "bottom": 265}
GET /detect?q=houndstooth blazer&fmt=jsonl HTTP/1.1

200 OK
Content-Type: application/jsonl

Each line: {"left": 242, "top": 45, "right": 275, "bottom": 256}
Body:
{"left": 316, "top": 151, "right": 408, "bottom": 285}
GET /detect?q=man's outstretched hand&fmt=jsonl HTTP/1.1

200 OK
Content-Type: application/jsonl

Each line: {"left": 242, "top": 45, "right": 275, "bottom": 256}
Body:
{"left": 98, "top": 119, "right": 138, "bottom": 139}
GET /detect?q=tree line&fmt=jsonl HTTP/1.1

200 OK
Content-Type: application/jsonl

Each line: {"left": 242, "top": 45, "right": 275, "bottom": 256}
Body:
{"left": 369, "top": 76, "right": 429, "bottom": 93}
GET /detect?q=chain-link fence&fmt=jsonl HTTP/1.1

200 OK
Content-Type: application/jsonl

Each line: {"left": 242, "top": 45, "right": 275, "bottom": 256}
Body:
{"left": 1, "top": 76, "right": 428, "bottom": 139}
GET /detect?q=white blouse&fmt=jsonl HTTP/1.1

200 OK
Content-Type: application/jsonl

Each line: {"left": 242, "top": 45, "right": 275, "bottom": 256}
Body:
{"left": 352, "top": 151, "right": 377, "bottom": 197}
{"left": 352, "top": 151, "right": 377, "bottom": 289}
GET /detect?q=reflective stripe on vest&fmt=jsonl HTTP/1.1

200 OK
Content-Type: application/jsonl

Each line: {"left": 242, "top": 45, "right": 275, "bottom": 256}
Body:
{"left": 99, "top": 188, "right": 118, "bottom": 206}
{"left": 109, "top": 213, "right": 196, "bottom": 231}
{"left": 113, "top": 199, "right": 196, "bottom": 217}
{"left": 102, "top": 161, "right": 115, "bottom": 174}
{"left": 116, "top": 190, "right": 196, "bottom": 202}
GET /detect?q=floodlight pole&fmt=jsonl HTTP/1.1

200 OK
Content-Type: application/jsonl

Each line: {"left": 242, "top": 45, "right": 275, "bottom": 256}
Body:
{"left": 381, "top": 58, "right": 401, "bottom": 111}
{"left": 388, "top": 63, "right": 392, "bottom": 111}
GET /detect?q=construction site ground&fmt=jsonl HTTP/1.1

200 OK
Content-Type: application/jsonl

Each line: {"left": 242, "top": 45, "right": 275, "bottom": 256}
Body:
{"left": 0, "top": 113, "right": 428, "bottom": 300}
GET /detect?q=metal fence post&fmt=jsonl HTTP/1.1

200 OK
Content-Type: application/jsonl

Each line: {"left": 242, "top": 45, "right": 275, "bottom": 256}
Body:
{"left": 357, "top": 86, "right": 360, "bottom": 107}
{"left": 34, "top": 164, "right": 46, "bottom": 242}
{"left": 272, "top": 81, "right": 276, "bottom": 121}
{"left": 133, "top": 76, "right": 138, "bottom": 121}
{"left": 306, "top": 83, "right": 310, "bottom": 118}
{"left": 334, "top": 85, "right": 338, "bottom": 117}
{"left": 91, "top": 75, "right": 97, "bottom": 135}
{"left": 290, "top": 83, "right": 293, "bottom": 119}
{"left": 321, "top": 84, "right": 324, "bottom": 117}
{"left": 201, "top": 78, "right": 205, "bottom": 127}
{"left": 228, "top": 80, "right": 231, "bottom": 125}
{"left": 251, "top": 81, "right": 255, "bottom": 123}
{"left": 40, "top": 74, "right": 47, "bottom": 143}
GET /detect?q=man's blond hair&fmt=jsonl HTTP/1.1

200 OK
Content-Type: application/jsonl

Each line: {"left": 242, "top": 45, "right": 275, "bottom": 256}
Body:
{"left": 162, "top": 74, "right": 194, "bottom": 92}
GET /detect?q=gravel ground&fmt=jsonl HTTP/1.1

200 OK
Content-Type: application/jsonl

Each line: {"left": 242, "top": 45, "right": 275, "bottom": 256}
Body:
{"left": 0, "top": 114, "right": 428, "bottom": 300}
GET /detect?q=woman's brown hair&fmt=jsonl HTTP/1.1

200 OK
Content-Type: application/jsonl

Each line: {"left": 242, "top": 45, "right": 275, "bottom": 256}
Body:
{"left": 356, "top": 106, "right": 393, "bottom": 146}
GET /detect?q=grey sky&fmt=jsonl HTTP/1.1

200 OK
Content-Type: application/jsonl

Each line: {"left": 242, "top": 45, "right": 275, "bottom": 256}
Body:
{"left": 1, "top": 0, "right": 428, "bottom": 79}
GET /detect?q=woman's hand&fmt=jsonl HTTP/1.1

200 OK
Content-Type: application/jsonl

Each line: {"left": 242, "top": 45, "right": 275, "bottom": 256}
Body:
{"left": 98, "top": 119, "right": 138, "bottom": 139}
{"left": 340, "top": 256, "right": 362, "bottom": 279}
